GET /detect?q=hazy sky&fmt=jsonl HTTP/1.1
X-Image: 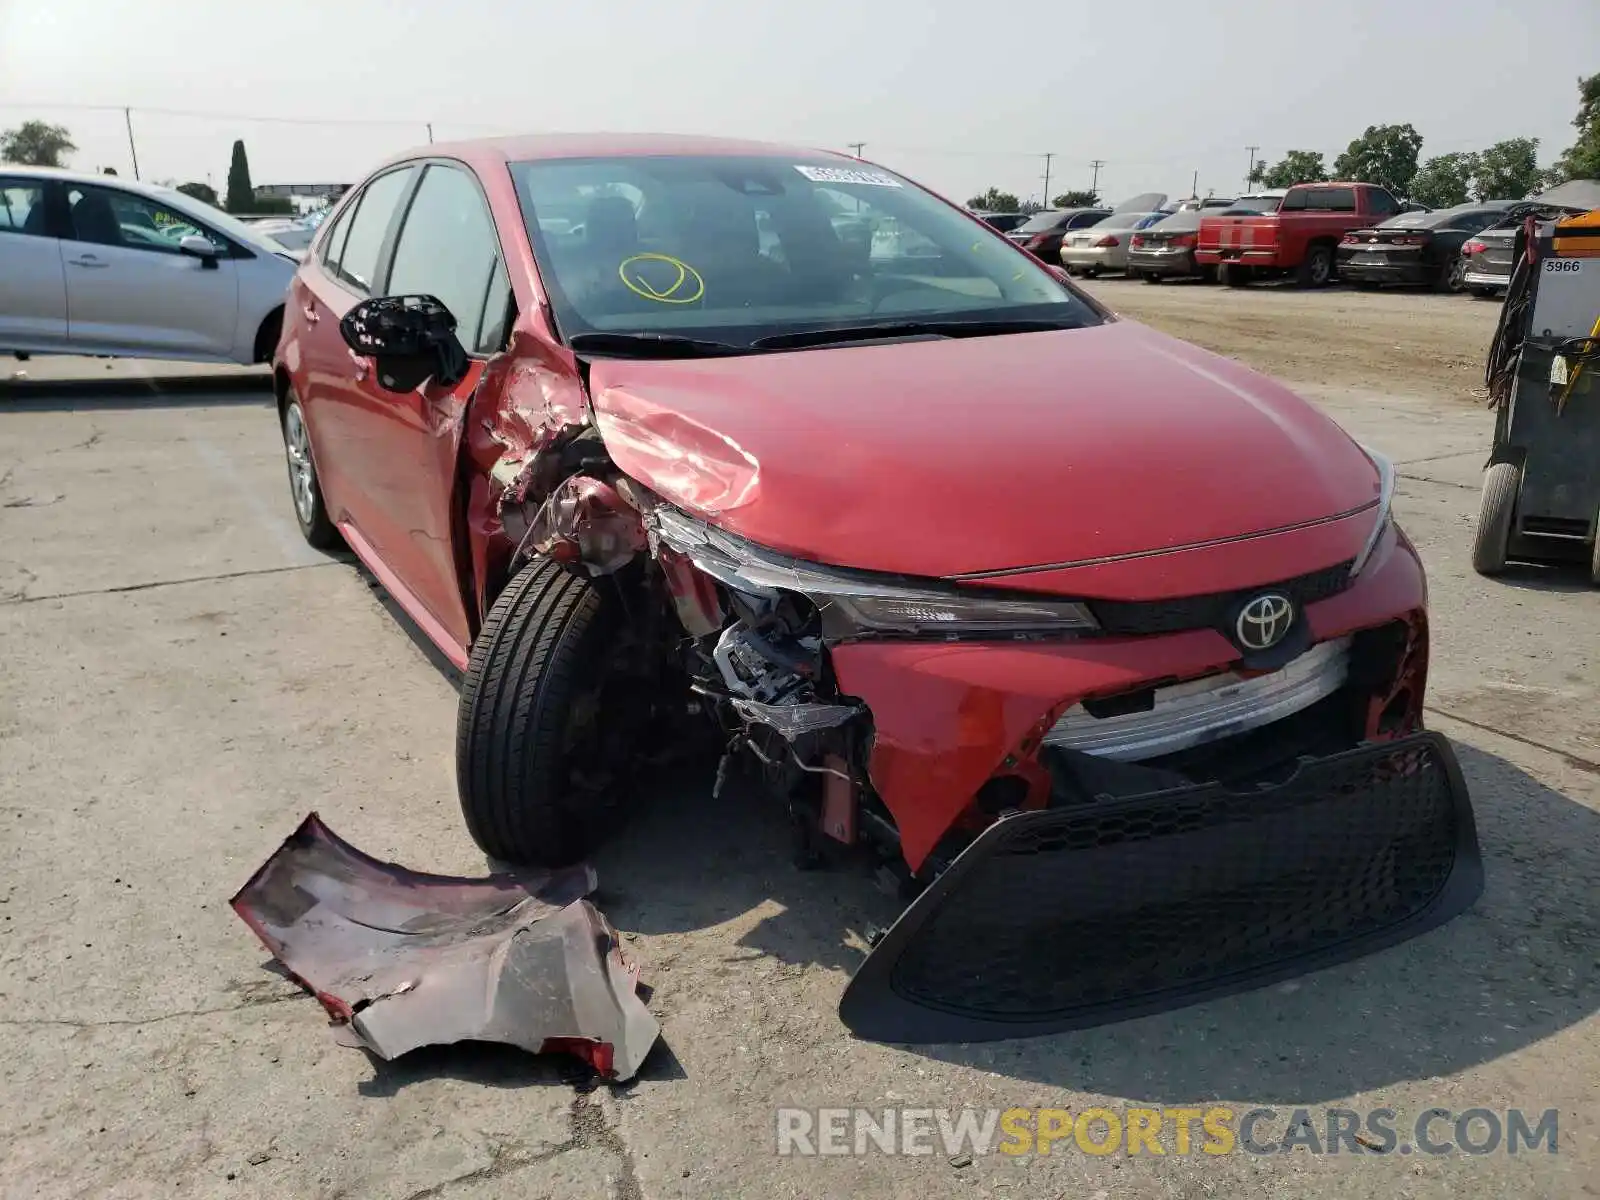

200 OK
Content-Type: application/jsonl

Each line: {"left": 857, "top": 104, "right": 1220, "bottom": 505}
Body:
{"left": 2, "top": 0, "right": 1595, "bottom": 206}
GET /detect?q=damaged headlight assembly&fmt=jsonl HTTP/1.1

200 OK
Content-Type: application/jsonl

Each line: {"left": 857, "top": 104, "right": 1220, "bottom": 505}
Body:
{"left": 1348, "top": 446, "right": 1396, "bottom": 578}
{"left": 651, "top": 506, "right": 1098, "bottom": 638}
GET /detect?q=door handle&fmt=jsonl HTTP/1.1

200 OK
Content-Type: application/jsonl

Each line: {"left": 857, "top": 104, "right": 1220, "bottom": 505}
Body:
{"left": 301, "top": 304, "right": 320, "bottom": 324}
{"left": 68, "top": 256, "right": 108, "bottom": 269}
{"left": 348, "top": 350, "right": 369, "bottom": 382}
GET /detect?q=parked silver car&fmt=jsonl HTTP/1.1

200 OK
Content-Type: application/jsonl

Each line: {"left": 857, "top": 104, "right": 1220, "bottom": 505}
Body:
{"left": 0, "top": 166, "right": 297, "bottom": 364}
{"left": 1058, "top": 212, "right": 1167, "bottom": 277}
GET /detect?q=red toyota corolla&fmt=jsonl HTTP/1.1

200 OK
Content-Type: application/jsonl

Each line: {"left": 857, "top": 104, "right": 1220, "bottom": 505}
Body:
{"left": 273, "top": 134, "right": 1480, "bottom": 1042}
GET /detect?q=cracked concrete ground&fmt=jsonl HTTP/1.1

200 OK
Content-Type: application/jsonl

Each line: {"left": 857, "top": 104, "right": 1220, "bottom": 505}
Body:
{"left": 1, "top": 294, "right": 1597, "bottom": 1200}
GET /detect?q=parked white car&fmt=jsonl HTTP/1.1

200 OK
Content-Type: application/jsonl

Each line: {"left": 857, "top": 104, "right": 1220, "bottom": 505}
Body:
{"left": 0, "top": 165, "right": 297, "bottom": 365}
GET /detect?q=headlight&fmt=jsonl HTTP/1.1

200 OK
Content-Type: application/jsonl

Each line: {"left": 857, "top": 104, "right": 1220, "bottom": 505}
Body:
{"left": 651, "top": 507, "right": 1098, "bottom": 638}
{"left": 1349, "top": 446, "right": 1395, "bottom": 577}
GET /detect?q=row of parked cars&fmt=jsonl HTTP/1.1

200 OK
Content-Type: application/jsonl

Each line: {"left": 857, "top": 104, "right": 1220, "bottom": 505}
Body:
{"left": 975, "top": 179, "right": 1600, "bottom": 296}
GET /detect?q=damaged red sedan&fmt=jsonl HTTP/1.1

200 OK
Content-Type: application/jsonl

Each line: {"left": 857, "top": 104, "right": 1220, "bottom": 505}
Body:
{"left": 273, "top": 134, "right": 1480, "bottom": 1043}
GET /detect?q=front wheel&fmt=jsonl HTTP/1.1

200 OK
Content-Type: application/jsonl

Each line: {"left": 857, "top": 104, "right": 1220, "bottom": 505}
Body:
{"left": 457, "top": 556, "right": 633, "bottom": 866}
{"left": 280, "top": 394, "right": 341, "bottom": 550}
{"left": 1472, "top": 462, "right": 1521, "bottom": 576}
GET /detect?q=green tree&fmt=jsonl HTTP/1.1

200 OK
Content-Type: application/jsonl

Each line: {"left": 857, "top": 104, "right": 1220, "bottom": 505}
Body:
{"left": 1408, "top": 152, "right": 1478, "bottom": 208}
{"left": 177, "top": 181, "right": 220, "bottom": 206}
{"left": 1255, "top": 151, "right": 1328, "bottom": 188}
{"left": 1550, "top": 72, "right": 1600, "bottom": 184}
{"left": 0, "top": 120, "right": 76, "bottom": 167}
{"left": 1331, "top": 123, "right": 1424, "bottom": 195}
{"left": 1051, "top": 189, "right": 1100, "bottom": 207}
{"left": 1472, "top": 138, "right": 1543, "bottom": 200}
{"left": 225, "top": 140, "right": 255, "bottom": 212}
{"left": 966, "top": 186, "right": 1021, "bottom": 211}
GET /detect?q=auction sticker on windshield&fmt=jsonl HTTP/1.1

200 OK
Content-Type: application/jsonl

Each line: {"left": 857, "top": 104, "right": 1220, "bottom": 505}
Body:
{"left": 794, "top": 165, "right": 903, "bottom": 187}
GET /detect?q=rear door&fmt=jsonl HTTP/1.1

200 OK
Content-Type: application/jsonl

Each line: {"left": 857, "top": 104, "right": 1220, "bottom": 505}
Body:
{"left": 59, "top": 183, "right": 240, "bottom": 358}
{"left": 292, "top": 165, "right": 419, "bottom": 544}
{"left": 0, "top": 176, "right": 69, "bottom": 350}
{"left": 345, "top": 160, "right": 512, "bottom": 659}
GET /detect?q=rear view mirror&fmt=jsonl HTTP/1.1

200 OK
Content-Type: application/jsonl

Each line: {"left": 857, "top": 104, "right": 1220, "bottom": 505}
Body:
{"left": 340, "top": 295, "right": 469, "bottom": 393}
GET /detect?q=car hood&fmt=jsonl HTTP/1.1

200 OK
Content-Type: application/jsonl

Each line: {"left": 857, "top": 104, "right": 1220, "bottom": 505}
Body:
{"left": 587, "top": 320, "right": 1381, "bottom": 580}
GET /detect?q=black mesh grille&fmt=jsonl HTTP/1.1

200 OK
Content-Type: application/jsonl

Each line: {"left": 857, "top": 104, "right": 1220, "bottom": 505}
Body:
{"left": 1086, "top": 561, "right": 1355, "bottom": 636}
{"left": 839, "top": 734, "right": 1480, "bottom": 1042}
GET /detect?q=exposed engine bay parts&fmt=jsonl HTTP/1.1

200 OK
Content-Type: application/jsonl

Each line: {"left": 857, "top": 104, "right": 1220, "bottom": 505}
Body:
{"left": 230, "top": 814, "right": 660, "bottom": 1081}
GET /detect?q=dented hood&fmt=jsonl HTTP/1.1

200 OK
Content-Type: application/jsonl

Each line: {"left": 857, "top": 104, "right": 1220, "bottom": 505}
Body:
{"left": 588, "top": 320, "right": 1380, "bottom": 580}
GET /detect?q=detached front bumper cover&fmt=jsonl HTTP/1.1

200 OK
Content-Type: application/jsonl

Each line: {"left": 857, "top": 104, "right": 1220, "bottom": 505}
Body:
{"left": 840, "top": 733, "right": 1481, "bottom": 1043}
{"left": 231, "top": 814, "right": 660, "bottom": 1081}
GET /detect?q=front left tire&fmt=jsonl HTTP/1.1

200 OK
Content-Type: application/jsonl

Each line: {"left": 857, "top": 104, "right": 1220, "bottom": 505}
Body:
{"left": 280, "top": 393, "right": 341, "bottom": 550}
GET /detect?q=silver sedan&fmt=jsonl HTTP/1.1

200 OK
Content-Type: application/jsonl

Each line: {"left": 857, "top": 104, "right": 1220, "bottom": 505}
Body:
{"left": 1059, "top": 212, "right": 1167, "bottom": 277}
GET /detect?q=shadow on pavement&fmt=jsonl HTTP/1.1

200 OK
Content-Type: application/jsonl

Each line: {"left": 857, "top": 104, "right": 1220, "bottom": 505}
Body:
{"left": 0, "top": 373, "right": 272, "bottom": 411}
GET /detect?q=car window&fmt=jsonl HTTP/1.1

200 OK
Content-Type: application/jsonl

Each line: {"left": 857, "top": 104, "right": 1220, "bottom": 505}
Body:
{"left": 1014, "top": 210, "right": 1071, "bottom": 233}
{"left": 1280, "top": 191, "right": 1308, "bottom": 212}
{"left": 64, "top": 185, "right": 222, "bottom": 253}
{"left": 1068, "top": 211, "right": 1109, "bottom": 228}
{"left": 1365, "top": 189, "right": 1401, "bottom": 217}
{"left": 335, "top": 167, "right": 416, "bottom": 293}
{"left": 511, "top": 154, "right": 1097, "bottom": 348}
{"left": 319, "top": 203, "right": 354, "bottom": 271}
{"left": 477, "top": 259, "right": 513, "bottom": 354}
{"left": 1307, "top": 187, "right": 1357, "bottom": 213}
{"left": 0, "top": 181, "right": 50, "bottom": 237}
{"left": 384, "top": 163, "right": 505, "bottom": 353}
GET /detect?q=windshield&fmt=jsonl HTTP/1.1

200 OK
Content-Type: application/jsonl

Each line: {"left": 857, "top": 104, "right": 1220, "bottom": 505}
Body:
{"left": 512, "top": 156, "right": 1098, "bottom": 348}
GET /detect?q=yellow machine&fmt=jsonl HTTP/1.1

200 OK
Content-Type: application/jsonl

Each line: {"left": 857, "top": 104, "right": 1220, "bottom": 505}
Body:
{"left": 1474, "top": 208, "right": 1600, "bottom": 584}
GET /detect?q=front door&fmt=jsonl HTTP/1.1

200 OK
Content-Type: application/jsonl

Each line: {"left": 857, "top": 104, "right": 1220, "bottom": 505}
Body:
{"left": 346, "top": 160, "right": 514, "bottom": 661}
{"left": 0, "top": 177, "right": 69, "bottom": 351}
{"left": 59, "top": 183, "right": 239, "bottom": 359}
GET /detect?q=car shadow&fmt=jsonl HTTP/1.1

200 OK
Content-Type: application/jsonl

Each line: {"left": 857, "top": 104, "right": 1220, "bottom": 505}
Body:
{"left": 1491, "top": 561, "right": 1597, "bottom": 594}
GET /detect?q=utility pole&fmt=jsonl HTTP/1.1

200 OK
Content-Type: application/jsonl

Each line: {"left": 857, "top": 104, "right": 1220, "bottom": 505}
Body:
{"left": 123, "top": 107, "right": 140, "bottom": 181}
{"left": 1191, "top": 169, "right": 1199, "bottom": 199}
{"left": 1041, "top": 152, "right": 1054, "bottom": 205}
{"left": 847, "top": 142, "right": 865, "bottom": 157}
{"left": 1244, "top": 145, "right": 1260, "bottom": 191}
{"left": 1089, "top": 159, "right": 1105, "bottom": 199}
{"left": 426, "top": 123, "right": 434, "bottom": 145}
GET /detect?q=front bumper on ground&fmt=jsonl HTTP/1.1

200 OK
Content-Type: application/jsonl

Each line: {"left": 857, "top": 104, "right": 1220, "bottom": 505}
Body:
{"left": 840, "top": 732, "right": 1481, "bottom": 1042}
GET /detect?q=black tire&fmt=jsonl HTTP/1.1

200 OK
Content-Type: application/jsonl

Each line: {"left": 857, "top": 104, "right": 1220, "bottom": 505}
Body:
{"left": 1220, "top": 262, "right": 1250, "bottom": 288}
{"left": 1469, "top": 287, "right": 1497, "bottom": 300}
{"left": 254, "top": 307, "right": 284, "bottom": 364}
{"left": 456, "top": 556, "right": 624, "bottom": 866}
{"left": 1082, "top": 266, "right": 1102, "bottom": 279}
{"left": 1198, "top": 264, "right": 1219, "bottom": 284}
{"left": 1296, "top": 245, "right": 1334, "bottom": 288}
{"left": 279, "top": 393, "right": 341, "bottom": 550}
{"left": 1142, "top": 272, "right": 1164, "bottom": 284}
{"left": 1433, "top": 257, "right": 1466, "bottom": 294}
{"left": 1472, "top": 462, "right": 1521, "bottom": 576}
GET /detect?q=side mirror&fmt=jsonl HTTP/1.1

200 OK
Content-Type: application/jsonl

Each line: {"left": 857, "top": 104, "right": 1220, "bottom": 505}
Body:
{"left": 340, "top": 294, "right": 469, "bottom": 394}
{"left": 178, "top": 234, "right": 222, "bottom": 268}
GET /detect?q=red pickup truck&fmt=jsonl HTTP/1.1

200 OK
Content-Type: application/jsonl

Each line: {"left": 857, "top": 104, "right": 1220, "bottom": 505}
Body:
{"left": 1197, "top": 182, "right": 1404, "bottom": 287}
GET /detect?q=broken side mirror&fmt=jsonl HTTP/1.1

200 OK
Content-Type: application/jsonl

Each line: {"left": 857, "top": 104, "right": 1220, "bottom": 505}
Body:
{"left": 340, "top": 294, "right": 469, "bottom": 393}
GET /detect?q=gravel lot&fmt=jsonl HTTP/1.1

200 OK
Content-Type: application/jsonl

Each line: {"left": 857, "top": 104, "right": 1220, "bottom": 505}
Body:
{"left": 2, "top": 285, "right": 1596, "bottom": 1200}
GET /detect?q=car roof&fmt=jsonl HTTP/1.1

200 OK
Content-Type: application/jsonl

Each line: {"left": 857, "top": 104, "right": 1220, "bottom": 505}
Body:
{"left": 376, "top": 132, "right": 858, "bottom": 173}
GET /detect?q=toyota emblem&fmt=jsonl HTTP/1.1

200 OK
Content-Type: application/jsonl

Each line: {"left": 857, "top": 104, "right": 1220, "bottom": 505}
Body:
{"left": 1236, "top": 593, "right": 1295, "bottom": 651}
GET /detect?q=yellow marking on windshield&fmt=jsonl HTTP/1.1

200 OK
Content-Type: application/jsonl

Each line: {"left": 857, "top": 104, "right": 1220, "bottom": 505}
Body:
{"left": 619, "top": 253, "right": 706, "bottom": 304}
